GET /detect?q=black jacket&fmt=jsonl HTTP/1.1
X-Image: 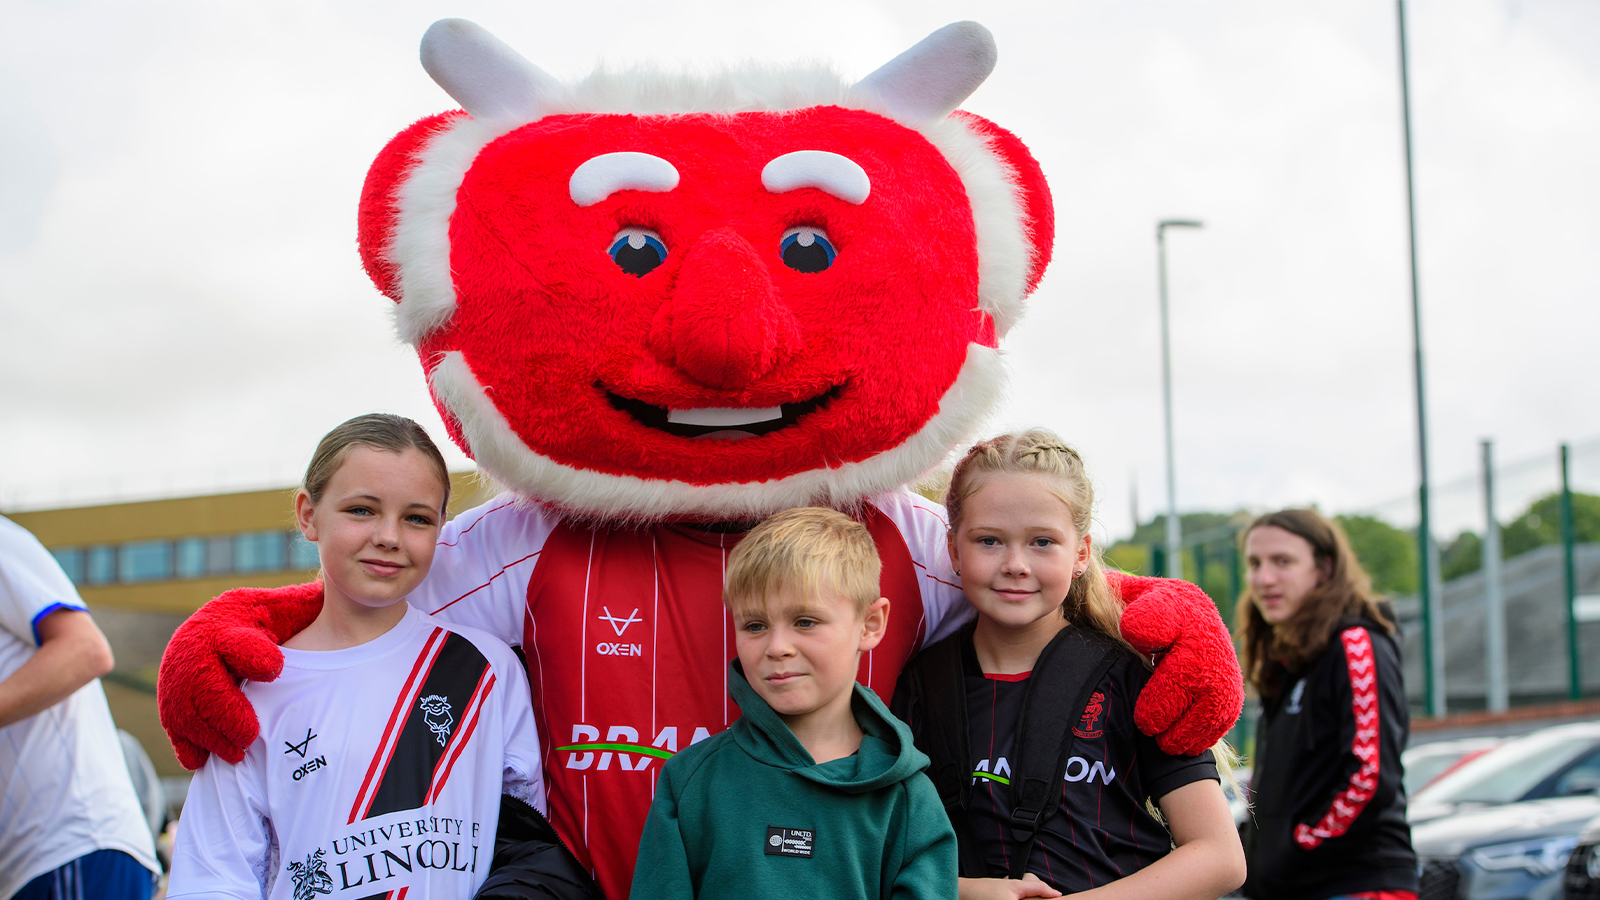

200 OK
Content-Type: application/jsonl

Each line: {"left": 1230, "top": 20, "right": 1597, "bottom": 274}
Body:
{"left": 474, "top": 796, "right": 602, "bottom": 900}
{"left": 1241, "top": 617, "right": 1417, "bottom": 899}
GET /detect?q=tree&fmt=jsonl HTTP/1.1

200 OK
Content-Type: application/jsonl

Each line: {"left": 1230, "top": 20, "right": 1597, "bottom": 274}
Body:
{"left": 1440, "top": 530, "right": 1482, "bottom": 581}
{"left": 1501, "top": 491, "right": 1600, "bottom": 558}
{"left": 1334, "top": 514, "right": 1417, "bottom": 597}
{"left": 1103, "top": 541, "right": 1149, "bottom": 576}
{"left": 1124, "top": 512, "right": 1241, "bottom": 547}
{"left": 1411, "top": 491, "right": 1600, "bottom": 584}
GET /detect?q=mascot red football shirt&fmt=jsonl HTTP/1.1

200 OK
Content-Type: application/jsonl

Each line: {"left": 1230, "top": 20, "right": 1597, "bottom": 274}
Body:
{"left": 409, "top": 490, "right": 966, "bottom": 899}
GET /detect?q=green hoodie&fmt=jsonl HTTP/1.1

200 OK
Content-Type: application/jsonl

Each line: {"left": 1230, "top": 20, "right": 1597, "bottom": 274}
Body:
{"left": 629, "top": 661, "right": 957, "bottom": 900}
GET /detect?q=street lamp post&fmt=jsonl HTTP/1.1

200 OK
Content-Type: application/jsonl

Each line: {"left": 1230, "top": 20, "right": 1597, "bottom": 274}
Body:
{"left": 1396, "top": 0, "right": 1443, "bottom": 718}
{"left": 1157, "top": 219, "right": 1203, "bottom": 579}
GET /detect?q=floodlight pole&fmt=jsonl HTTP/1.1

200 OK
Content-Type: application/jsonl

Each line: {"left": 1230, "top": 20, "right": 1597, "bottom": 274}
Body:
{"left": 1481, "top": 439, "right": 1507, "bottom": 713}
{"left": 1562, "top": 443, "right": 1581, "bottom": 700}
{"left": 1157, "top": 219, "right": 1203, "bottom": 579}
{"left": 1397, "top": 0, "right": 1444, "bottom": 719}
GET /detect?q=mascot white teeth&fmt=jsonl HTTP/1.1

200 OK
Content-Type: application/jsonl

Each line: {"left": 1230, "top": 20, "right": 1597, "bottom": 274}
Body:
{"left": 160, "top": 19, "right": 1243, "bottom": 899}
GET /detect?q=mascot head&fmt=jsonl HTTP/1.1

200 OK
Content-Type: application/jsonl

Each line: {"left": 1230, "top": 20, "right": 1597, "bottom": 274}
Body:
{"left": 358, "top": 19, "right": 1054, "bottom": 521}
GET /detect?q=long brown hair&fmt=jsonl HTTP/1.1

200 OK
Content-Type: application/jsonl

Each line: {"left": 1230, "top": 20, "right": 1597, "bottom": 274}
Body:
{"left": 945, "top": 430, "right": 1131, "bottom": 656}
{"left": 1235, "top": 509, "right": 1394, "bottom": 702}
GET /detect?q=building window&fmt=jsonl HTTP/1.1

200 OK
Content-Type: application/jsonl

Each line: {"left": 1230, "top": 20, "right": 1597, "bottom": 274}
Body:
{"left": 119, "top": 540, "right": 173, "bottom": 583}
{"left": 206, "top": 535, "right": 233, "bottom": 575}
{"left": 86, "top": 545, "right": 117, "bottom": 585}
{"left": 51, "top": 548, "right": 84, "bottom": 584}
{"left": 176, "top": 538, "right": 207, "bottom": 580}
{"left": 51, "top": 527, "right": 319, "bottom": 586}
{"left": 289, "top": 532, "right": 319, "bottom": 571}
{"left": 235, "top": 531, "right": 287, "bottom": 573}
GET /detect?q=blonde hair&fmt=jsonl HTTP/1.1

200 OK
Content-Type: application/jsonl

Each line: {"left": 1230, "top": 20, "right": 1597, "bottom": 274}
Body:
{"left": 945, "top": 430, "right": 1131, "bottom": 655}
{"left": 303, "top": 414, "right": 451, "bottom": 515}
{"left": 724, "top": 508, "right": 882, "bottom": 618}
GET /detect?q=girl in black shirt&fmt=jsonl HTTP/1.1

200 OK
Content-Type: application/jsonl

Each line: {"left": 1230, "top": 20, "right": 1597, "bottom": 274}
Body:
{"left": 896, "top": 431, "right": 1245, "bottom": 900}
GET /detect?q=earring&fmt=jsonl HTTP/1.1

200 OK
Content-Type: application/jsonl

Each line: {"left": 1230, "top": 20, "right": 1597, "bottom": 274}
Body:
{"left": 953, "top": 568, "right": 961, "bottom": 577}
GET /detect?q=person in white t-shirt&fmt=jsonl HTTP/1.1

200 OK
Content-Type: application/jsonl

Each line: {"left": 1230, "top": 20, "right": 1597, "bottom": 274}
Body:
{"left": 0, "top": 516, "right": 161, "bottom": 900}
{"left": 167, "top": 414, "right": 563, "bottom": 900}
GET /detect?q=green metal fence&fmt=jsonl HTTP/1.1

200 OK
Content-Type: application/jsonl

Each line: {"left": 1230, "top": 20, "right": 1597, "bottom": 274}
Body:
{"left": 1120, "top": 435, "right": 1600, "bottom": 729}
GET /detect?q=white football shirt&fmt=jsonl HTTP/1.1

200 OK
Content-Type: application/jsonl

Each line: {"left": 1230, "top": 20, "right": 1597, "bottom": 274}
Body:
{"left": 168, "top": 604, "right": 542, "bottom": 900}
{"left": 0, "top": 516, "right": 160, "bottom": 898}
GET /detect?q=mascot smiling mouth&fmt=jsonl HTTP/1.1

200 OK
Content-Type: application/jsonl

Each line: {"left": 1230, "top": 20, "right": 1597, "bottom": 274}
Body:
{"left": 604, "top": 386, "right": 844, "bottom": 440}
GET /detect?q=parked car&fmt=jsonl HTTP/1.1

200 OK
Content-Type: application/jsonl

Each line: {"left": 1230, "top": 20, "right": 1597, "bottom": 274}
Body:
{"left": 1564, "top": 812, "right": 1600, "bottom": 899}
{"left": 1413, "top": 795, "right": 1600, "bottom": 900}
{"left": 1410, "top": 722, "right": 1600, "bottom": 826}
{"left": 1405, "top": 737, "right": 1503, "bottom": 798}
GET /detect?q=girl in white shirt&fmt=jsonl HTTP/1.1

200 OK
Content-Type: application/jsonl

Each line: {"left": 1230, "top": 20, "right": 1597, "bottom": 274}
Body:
{"left": 167, "top": 414, "right": 546, "bottom": 900}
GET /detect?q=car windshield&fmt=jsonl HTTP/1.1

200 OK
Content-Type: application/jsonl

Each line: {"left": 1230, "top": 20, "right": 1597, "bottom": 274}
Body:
{"left": 1414, "top": 733, "right": 1599, "bottom": 805}
{"left": 1404, "top": 752, "right": 1467, "bottom": 797}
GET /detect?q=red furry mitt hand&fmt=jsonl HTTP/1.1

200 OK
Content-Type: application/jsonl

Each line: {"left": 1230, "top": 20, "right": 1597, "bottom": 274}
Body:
{"left": 1109, "top": 571, "right": 1244, "bottom": 757}
{"left": 157, "top": 581, "right": 324, "bottom": 769}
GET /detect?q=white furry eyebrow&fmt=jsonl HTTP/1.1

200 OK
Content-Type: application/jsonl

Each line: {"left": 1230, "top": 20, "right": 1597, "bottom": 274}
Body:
{"left": 569, "top": 152, "right": 680, "bottom": 207}
{"left": 760, "top": 151, "right": 871, "bottom": 205}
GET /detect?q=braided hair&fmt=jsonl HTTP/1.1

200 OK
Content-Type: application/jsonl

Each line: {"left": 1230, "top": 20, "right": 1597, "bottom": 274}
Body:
{"left": 945, "top": 430, "right": 1133, "bottom": 657}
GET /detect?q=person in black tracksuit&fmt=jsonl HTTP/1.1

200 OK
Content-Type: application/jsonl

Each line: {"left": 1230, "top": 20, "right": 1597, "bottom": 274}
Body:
{"left": 1237, "top": 510, "right": 1418, "bottom": 900}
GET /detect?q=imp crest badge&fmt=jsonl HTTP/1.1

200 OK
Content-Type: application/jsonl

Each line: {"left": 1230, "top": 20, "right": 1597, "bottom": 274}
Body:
{"left": 420, "top": 694, "right": 455, "bottom": 747}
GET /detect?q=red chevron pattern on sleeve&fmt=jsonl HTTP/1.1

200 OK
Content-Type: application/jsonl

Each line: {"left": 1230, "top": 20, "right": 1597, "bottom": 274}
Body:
{"left": 1294, "top": 626, "right": 1379, "bottom": 850}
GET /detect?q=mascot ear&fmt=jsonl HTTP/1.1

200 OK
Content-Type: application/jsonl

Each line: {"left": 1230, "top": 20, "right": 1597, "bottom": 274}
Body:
{"left": 955, "top": 111, "right": 1055, "bottom": 295}
{"left": 419, "top": 19, "right": 567, "bottom": 124}
{"left": 357, "top": 111, "right": 465, "bottom": 304}
{"left": 856, "top": 21, "right": 997, "bottom": 126}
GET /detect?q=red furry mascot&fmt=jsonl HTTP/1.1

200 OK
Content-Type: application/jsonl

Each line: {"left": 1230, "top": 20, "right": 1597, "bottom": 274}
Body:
{"left": 160, "top": 20, "right": 1242, "bottom": 899}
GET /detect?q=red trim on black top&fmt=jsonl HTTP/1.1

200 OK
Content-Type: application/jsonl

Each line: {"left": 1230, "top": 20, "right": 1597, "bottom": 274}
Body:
{"left": 1295, "top": 626, "right": 1381, "bottom": 849}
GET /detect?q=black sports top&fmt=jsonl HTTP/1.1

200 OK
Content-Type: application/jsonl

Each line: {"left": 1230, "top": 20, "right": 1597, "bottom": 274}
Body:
{"left": 900, "top": 629, "right": 1218, "bottom": 892}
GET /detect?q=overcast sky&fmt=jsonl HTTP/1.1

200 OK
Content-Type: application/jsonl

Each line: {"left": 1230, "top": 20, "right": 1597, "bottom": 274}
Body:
{"left": 3, "top": 0, "right": 1598, "bottom": 543}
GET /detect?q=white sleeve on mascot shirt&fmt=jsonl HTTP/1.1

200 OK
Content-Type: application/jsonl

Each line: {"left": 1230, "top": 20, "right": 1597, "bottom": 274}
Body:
{"left": 407, "top": 493, "right": 559, "bottom": 648}
{"left": 408, "top": 489, "right": 971, "bottom": 655}
{"left": 867, "top": 490, "right": 974, "bottom": 647}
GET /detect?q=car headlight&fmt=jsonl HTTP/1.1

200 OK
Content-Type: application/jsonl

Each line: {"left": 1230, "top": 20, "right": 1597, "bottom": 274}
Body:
{"left": 1470, "top": 835, "right": 1580, "bottom": 877}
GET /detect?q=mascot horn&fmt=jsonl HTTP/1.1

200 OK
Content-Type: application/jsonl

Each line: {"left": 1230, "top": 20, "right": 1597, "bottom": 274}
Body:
{"left": 160, "top": 20, "right": 1242, "bottom": 900}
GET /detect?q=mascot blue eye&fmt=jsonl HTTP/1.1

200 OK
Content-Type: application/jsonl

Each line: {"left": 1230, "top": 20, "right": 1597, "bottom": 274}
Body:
{"left": 609, "top": 229, "right": 668, "bottom": 277}
{"left": 780, "top": 227, "right": 835, "bottom": 273}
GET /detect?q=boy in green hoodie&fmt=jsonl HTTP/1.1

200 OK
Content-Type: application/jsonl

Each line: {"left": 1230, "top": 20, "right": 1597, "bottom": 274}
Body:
{"left": 630, "top": 507, "right": 957, "bottom": 900}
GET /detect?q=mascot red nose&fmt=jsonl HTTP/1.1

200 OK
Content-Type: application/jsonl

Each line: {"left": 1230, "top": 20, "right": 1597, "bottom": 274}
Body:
{"left": 160, "top": 19, "right": 1242, "bottom": 899}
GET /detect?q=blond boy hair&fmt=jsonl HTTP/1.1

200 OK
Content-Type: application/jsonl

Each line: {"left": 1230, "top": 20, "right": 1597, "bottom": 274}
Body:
{"left": 724, "top": 508, "right": 882, "bottom": 617}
